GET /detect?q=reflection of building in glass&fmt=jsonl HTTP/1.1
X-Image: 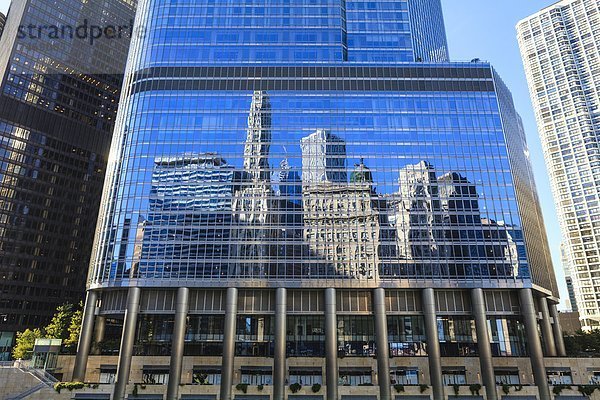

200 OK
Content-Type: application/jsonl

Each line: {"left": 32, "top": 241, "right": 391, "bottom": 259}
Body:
{"left": 392, "top": 161, "right": 442, "bottom": 262}
{"left": 137, "top": 154, "right": 234, "bottom": 279}
{"left": 300, "top": 129, "right": 347, "bottom": 185}
{"left": 302, "top": 153, "right": 379, "bottom": 279}
{"left": 388, "top": 162, "right": 519, "bottom": 279}
{"left": 230, "top": 91, "right": 279, "bottom": 277}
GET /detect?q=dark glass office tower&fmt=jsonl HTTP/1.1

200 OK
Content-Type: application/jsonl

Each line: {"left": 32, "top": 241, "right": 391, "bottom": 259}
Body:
{"left": 0, "top": 0, "right": 136, "bottom": 359}
{"left": 0, "top": 12, "right": 6, "bottom": 39}
{"left": 73, "top": 1, "right": 562, "bottom": 400}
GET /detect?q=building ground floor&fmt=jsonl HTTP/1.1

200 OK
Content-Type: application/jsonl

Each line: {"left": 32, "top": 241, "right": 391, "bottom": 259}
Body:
{"left": 61, "top": 286, "right": 589, "bottom": 400}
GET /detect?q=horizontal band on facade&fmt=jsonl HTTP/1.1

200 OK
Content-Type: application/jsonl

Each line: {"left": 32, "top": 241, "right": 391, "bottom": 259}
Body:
{"left": 130, "top": 76, "right": 495, "bottom": 94}
{"left": 133, "top": 65, "right": 493, "bottom": 81}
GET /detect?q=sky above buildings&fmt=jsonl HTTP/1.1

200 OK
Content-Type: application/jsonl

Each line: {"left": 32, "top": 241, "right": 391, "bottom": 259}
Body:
{"left": 0, "top": 0, "right": 570, "bottom": 304}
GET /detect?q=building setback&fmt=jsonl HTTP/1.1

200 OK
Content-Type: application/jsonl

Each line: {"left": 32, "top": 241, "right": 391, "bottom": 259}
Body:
{"left": 518, "top": 0, "right": 600, "bottom": 331}
{"left": 0, "top": 0, "right": 136, "bottom": 359}
{"left": 72, "top": 1, "right": 562, "bottom": 400}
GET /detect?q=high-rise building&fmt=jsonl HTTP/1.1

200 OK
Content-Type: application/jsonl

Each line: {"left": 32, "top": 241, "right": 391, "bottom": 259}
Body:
{"left": 0, "top": 0, "right": 136, "bottom": 358}
{"left": 0, "top": 12, "right": 6, "bottom": 39}
{"left": 72, "top": 1, "right": 563, "bottom": 400}
{"left": 517, "top": 0, "right": 600, "bottom": 331}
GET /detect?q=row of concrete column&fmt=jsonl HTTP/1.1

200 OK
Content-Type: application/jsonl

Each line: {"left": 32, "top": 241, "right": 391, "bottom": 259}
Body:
{"left": 72, "top": 287, "right": 565, "bottom": 400}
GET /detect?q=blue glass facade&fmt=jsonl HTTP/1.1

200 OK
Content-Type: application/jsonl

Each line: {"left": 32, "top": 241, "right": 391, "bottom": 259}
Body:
{"left": 88, "top": 60, "right": 553, "bottom": 290}
{"left": 83, "top": 0, "right": 552, "bottom": 293}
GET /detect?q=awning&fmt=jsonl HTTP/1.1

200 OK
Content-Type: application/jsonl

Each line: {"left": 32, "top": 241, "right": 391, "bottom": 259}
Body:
{"left": 72, "top": 395, "right": 111, "bottom": 400}
{"left": 289, "top": 367, "right": 322, "bottom": 374}
{"left": 192, "top": 365, "right": 222, "bottom": 372}
{"left": 240, "top": 366, "right": 272, "bottom": 372}
{"left": 142, "top": 365, "right": 170, "bottom": 371}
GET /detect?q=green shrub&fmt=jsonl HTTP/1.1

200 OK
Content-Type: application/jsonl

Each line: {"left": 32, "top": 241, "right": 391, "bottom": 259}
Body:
{"left": 393, "top": 384, "right": 405, "bottom": 393}
{"left": 311, "top": 383, "right": 321, "bottom": 393}
{"left": 578, "top": 385, "right": 600, "bottom": 396}
{"left": 469, "top": 384, "right": 482, "bottom": 396}
{"left": 53, "top": 382, "right": 85, "bottom": 393}
{"left": 419, "top": 384, "right": 429, "bottom": 393}
{"left": 452, "top": 384, "right": 460, "bottom": 396}
{"left": 552, "top": 385, "right": 571, "bottom": 395}
{"left": 289, "top": 383, "right": 302, "bottom": 393}
{"left": 235, "top": 383, "right": 249, "bottom": 393}
{"left": 257, "top": 384, "right": 264, "bottom": 391}
{"left": 502, "top": 384, "right": 511, "bottom": 394}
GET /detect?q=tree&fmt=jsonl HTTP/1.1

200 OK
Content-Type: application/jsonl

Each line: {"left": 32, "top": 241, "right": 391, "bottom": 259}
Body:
{"left": 64, "top": 302, "right": 83, "bottom": 348}
{"left": 12, "top": 328, "right": 42, "bottom": 360}
{"left": 564, "top": 330, "right": 600, "bottom": 357}
{"left": 44, "top": 303, "right": 74, "bottom": 340}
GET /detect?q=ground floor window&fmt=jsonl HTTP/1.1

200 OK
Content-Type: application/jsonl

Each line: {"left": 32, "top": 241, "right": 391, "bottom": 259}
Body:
{"left": 495, "top": 369, "right": 520, "bottom": 385}
{"left": 547, "top": 368, "right": 573, "bottom": 385}
{"left": 192, "top": 366, "right": 221, "bottom": 385}
{"left": 289, "top": 368, "right": 322, "bottom": 386}
{"left": 339, "top": 368, "right": 372, "bottom": 386}
{"left": 442, "top": 368, "right": 466, "bottom": 385}
{"left": 488, "top": 317, "right": 527, "bottom": 357}
{"left": 240, "top": 367, "right": 272, "bottom": 385}
{"left": 387, "top": 316, "right": 427, "bottom": 356}
{"left": 287, "top": 315, "right": 325, "bottom": 357}
{"left": 142, "top": 367, "right": 169, "bottom": 385}
{"left": 99, "top": 366, "right": 117, "bottom": 384}
{"left": 390, "top": 367, "right": 419, "bottom": 385}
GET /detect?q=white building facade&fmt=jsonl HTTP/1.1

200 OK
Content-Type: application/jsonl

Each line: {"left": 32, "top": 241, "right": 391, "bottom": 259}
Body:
{"left": 518, "top": 0, "right": 600, "bottom": 330}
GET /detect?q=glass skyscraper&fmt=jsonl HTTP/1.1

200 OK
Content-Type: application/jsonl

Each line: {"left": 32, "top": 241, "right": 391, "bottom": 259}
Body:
{"left": 0, "top": 0, "right": 136, "bottom": 359}
{"left": 73, "top": 1, "right": 562, "bottom": 400}
{"left": 518, "top": 0, "right": 600, "bottom": 331}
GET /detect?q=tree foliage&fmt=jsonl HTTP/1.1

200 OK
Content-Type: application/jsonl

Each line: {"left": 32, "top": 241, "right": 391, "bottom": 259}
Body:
{"left": 11, "top": 301, "right": 84, "bottom": 359}
{"left": 45, "top": 303, "right": 75, "bottom": 340}
{"left": 12, "top": 328, "right": 42, "bottom": 359}
{"left": 564, "top": 330, "right": 600, "bottom": 357}
{"left": 65, "top": 302, "right": 84, "bottom": 348}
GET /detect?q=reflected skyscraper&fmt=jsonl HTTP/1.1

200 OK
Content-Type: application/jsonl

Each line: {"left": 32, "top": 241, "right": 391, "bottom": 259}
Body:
{"left": 73, "top": 1, "right": 564, "bottom": 400}
{"left": 300, "top": 129, "right": 348, "bottom": 185}
{"left": 231, "top": 91, "right": 278, "bottom": 277}
{"left": 137, "top": 154, "right": 234, "bottom": 279}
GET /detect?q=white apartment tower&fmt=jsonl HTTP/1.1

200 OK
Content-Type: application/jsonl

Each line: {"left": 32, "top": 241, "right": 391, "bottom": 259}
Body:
{"left": 517, "top": 0, "right": 600, "bottom": 330}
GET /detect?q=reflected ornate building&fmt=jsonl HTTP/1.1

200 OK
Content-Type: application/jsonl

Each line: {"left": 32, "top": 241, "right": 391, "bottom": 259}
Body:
{"left": 302, "top": 155, "right": 380, "bottom": 279}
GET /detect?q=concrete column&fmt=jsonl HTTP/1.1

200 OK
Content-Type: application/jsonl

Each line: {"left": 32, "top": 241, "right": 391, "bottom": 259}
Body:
{"left": 549, "top": 302, "right": 566, "bottom": 356}
{"left": 471, "top": 288, "right": 496, "bottom": 400}
{"left": 538, "top": 296, "right": 557, "bottom": 357}
{"left": 220, "top": 288, "right": 238, "bottom": 400}
{"left": 422, "top": 288, "right": 444, "bottom": 400}
{"left": 72, "top": 290, "right": 98, "bottom": 382}
{"left": 325, "top": 288, "right": 338, "bottom": 400}
{"left": 94, "top": 316, "right": 106, "bottom": 343}
{"left": 166, "top": 287, "right": 189, "bottom": 400}
{"left": 91, "top": 315, "right": 106, "bottom": 355}
{"left": 113, "top": 287, "right": 141, "bottom": 400}
{"left": 520, "top": 289, "right": 551, "bottom": 400}
{"left": 273, "top": 288, "right": 287, "bottom": 400}
{"left": 373, "top": 288, "right": 391, "bottom": 400}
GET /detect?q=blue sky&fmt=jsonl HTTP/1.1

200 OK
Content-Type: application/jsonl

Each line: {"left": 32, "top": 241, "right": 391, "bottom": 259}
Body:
{"left": 0, "top": 0, "right": 569, "bottom": 304}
